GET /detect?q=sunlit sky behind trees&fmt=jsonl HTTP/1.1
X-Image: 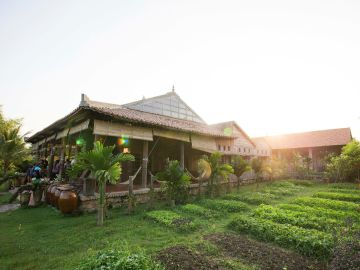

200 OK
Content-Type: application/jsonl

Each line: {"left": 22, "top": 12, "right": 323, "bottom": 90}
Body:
{"left": 0, "top": 0, "right": 359, "bottom": 139}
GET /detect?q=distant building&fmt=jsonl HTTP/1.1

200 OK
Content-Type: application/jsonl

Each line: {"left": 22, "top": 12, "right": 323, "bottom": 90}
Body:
{"left": 254, "top": 128, "right": 352, "bottom": 171}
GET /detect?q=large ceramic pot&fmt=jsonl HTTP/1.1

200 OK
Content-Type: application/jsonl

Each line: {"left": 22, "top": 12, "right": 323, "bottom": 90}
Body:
{"left": 33, "top": 189, "right": 43, "bottom": 206}
{"left": 50, "top": 186, "right": 58, "bottom": 206}
{"left": 46, "top": 185, "right": 53, "bottom": 204}
{"left": 58, "top": 188, "right": 78, "bottom": 214}
{"left": 54, "top": 188, "right": 62, "bottom": 208}
{"left": 20, "top": 191, "right": 31, "bottom": 207}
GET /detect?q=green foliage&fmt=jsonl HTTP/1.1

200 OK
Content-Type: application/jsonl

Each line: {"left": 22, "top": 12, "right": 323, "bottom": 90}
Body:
{"left": 288, "top": 179, "right": 314, "bottom": 186}
{"left": 201, "top": 199, "right": 249, "bottom": 212}
{"left": 326, "top": 140, "right": 360, "bottom": 182}
{"left": 229, "top": 215, "right": 334, "bottom": 258}
{"left": 69, "top": 141, "right": 134, "bottom": 225}
{"left": 224, "top": 192, "right": 277, "bottom": 205}
{"left": 179, "top": 204, "right": 220, "bottom": 218}
{"left": 313, "top": 191, "right": 360, "bottom": 203}
{"left": 250, "top": 158, "right": 263, "bottom": 179}
{"left": 278, "top": 203, "right": 360, "bottom": 223}
{"left": 156, "top": 160, "right": 191, "bottom": 204}
{"left": 0, "top": 119, "right": 30, "bottom": 175}
{"left": 146, "top": 210, "right": 197, "bottom": 231}
{"left": 253, "top": 204, "right": 342, "bottom": 232}
{"left": 200, "top": 152, "right": 234, "bottom": 197}
{"left": 76, "top": 245, "right": 164, "bottom": 270}
{"left": 293, "top": 196, "right": 360, "bottom": 212}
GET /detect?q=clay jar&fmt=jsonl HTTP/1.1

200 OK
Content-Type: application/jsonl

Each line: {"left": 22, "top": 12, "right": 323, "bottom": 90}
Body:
{"left": 50, "top": 186, "right": 58, "bottom": 206}
{"left": 58, "top": 187, "right": 78, "bottom": 214}
{"left": 20, "top": 191, "right": 31, "bottom": 207}
{"left": 53, "top": 188, "right": 62, "bottom": 208}
{"left": 46, "top": 185, "right": 53, "bottom": 204}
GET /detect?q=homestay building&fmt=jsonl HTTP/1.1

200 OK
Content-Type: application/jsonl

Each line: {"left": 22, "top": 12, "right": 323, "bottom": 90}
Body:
{"left": 27, "top": 91, "right": 264, "bottom": 196}
{"left": 255, "top": 128, "right": 352, "bottom": 171}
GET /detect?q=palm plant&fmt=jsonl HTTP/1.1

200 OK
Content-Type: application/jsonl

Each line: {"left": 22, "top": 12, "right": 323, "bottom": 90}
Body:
{"left": 0, "top": 126, "right": 29, "bottom": 176}
{"left": 70, "top": 141, "right": 134, "bottom": 226}
{"left": 231, "top": 156, "right": 251, "bottom": 191}
{"left": 201, "top": 152, "right": 234, "bottom": 198}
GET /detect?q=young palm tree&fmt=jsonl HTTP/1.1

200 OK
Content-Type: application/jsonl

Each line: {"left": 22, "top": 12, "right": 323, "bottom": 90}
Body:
{"left": 231, "top": 156, "right": 251, "bottom": 191}
{"left": 0, "top": 126, "right": 29, "bottom": 176}
{"left": 201, "top": 152, "right": 233, "bottom": 198}
{"left": 71, "top": 141, "right": 134, "bottom": 226}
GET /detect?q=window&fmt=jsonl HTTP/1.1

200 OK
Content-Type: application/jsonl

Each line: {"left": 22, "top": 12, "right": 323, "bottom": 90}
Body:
{"left": 238, "top": 147, "right": 241, "bottom": 152}
{"left": 218, "top": 145, "right": 221, "bottom": 151}
{"left": 223, "top": 145, "right": 226, "bottom": 151}
{"left": 243, "top": 148, "right": 246, "bottom": 153}
{"left": 228, "top": 146, "right": 230, "bottom": 151}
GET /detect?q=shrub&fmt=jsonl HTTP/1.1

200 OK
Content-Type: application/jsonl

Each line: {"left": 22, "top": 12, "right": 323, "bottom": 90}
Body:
{"left": 329, "top": 183, "right": 359, "bottom": 190}
{"left": 253, "top": 204, "right": 341, "bottom": 231}
{"left": 229, "top": 215, "right": 334, "bottom": 258}
{"left": 271, "top": 181, "right": 297, "bottom": 188}
{"left": 223, "top": 192, "right": 277, "bottom": 205}
{"left": 289, "top": 179, "right": 314, "bottom": 186}
{"left": 180, "top": 204, "right": 220, "bottom": 218}
{"left": 293, "top": 197, "right": 360, "bottom": 212}
{"left": 76, "top": 246, "right": 164, "bottom": 270}
{"left": 313, "top": 191, "right": 360, "bottom": 203}
{"left": 201, "top": 199, "right": 249, "bottom": 212}
{"left": 156, "top": 160, "right": 191, "bottom": 205}
{"left": 146, "top": 210, "right": 197, "bottom": 231}
{"left": 263, "top": 186, "right": 301, "bottom": 196}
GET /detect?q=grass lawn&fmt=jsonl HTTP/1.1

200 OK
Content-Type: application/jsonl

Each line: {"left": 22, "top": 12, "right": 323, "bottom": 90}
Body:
{"left": 0, "top": 180, "right": 359, "bottom": 270}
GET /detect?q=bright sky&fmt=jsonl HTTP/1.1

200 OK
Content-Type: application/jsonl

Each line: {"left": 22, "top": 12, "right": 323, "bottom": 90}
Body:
{"left": 1, "top": 0, "right": 359, "bottom": 139}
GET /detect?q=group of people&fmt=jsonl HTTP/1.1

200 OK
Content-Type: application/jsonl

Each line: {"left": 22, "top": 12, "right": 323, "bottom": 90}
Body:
{"left": 26, "top": 158, "right": 73, "bottom": 182}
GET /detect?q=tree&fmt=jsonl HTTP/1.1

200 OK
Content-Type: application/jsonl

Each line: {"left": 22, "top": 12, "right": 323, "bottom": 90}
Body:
{"left": 156, "top": 159, "right": 191, "bottom": 206}
{"left": 201, "top": 152, "right": 234, "bottom": 198}
{"left": 251, "top": 157, "right": 263, "bottom": 188}
{"left": 70, "top": 141, "right": 134, "bottom": 226}
{"left": 231, "top": 156, "right": 251, "bottom": 191}
{"left": 326, "top": 140, "right": 360, "bottom": 182}
{"left": 0, "top": 125, "right": 29, "bottom": 176}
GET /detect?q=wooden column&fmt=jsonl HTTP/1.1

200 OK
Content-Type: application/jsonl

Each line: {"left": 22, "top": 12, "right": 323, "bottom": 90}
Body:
{"left": 58, "top": 145, "right": 65, "bottom": 179}
{"left": 180, "top": 142, "right": 185, "bottom": 170}
{"left": 142, "top": 141, "right": 148, "bottom": 188}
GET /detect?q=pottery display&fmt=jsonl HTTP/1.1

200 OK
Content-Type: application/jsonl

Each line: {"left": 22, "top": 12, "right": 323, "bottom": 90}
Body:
{"left": 58, "top": 187, "right": 78, "bottom": 214}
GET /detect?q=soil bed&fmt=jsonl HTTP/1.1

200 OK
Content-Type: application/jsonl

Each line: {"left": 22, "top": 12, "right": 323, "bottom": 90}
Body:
{"left": 156, "top": 245, "right": 226, "bottom": 270}
{"left": 206, "top": 233, "right": 325, "bottom": 270}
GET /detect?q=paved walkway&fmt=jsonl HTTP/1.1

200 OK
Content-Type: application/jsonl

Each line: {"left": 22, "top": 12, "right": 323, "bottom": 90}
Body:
{"left": 0, "top": 203, "right": 20, "bottom": 213}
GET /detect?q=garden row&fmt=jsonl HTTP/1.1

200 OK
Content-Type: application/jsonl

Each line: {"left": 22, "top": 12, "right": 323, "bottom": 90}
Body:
{"left": 228, "top": 188, "right": 360, "bottom": 259}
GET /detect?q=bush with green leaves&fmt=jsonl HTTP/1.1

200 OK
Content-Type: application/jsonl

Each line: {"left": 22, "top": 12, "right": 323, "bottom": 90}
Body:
{"left": 288, "top": 179, "right": 314, "bottom": 186}
{"left": 313, "top": 191, "right": 360, "bottom": 203}
{"left": 325, "top": 140, "right": 360, "bottom": 182}
{"left": 76, "top": 246, "right": 164, "bottom": 270}
{"left": 156, "top": 160, "right": 191, "bottom": 205}
{"left": 293, "top": 197, "right": 360, "bottom": 212}
{"left": 223, "top": 192, "right": 277, "bottom": 205}
{"left": 229, "top": 215, "right": 334, "bottom": 258}
{"left": 253, "top": 204, "right": 342, "bottom": 231}
{"left": 328, "top": 183, "right": 359, "bottom": 190}
{"left": 180, "top": 204, "right": 220, "bottom": 218}
{"left": 278, "top": 203, "right": 360, "bottom": 223}
{"left": 201, "top": 199, "right": 249, "bottom": 212}
{"left": 146, "top": 210, "right": 197, "bottom": 231}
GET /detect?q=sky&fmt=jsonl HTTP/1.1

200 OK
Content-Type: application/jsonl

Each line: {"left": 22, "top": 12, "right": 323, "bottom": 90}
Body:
{"left": 0, "top": 0, "right": 359, "bottom": 139}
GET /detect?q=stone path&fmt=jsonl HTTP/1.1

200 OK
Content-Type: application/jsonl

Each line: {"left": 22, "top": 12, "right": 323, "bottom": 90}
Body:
{"left": 0, "top": 203, "right": 20, "bottom": 213}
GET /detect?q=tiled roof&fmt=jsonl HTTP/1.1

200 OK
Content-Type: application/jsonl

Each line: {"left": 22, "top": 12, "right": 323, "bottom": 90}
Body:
{"left": 86, "top": 105, "right": 232, "bottom": 138}
{"left": 256, "top": 128, "right": 352, "bottom": 150}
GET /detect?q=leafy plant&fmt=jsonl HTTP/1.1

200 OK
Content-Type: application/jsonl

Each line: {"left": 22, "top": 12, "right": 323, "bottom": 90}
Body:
{"left": 146, "top": 210, "right": 197, "bottom": 231}
{"left": 313, "top": 191, "right": 360, "bottom": 203}
{"left": 200, "top": 152, "right": 234, "bottom": 198}
{"left": 156, "top": 159, "right": 191, "bottom": 205}
{"left": 292, "top": 197, "right": 360, "bottom": 212}
{"left": 69, "top": 141, "right": 134, "bottom": 226}
{"left": 180, "top": 204, "right": 220, "bottom": 218}
{"left": 229, "top": 215, "right": 334, "bottom": 258}
{"left": 231, "top": 156, "right": 250, "bottom": 190}
{"left": 76, "top": 245, "right": 164, "bottom": 270}
{"left": 223, "top": 192, "right": 277, "bottom": 205}
{"left": 253, "top": 204, "right": 343, "bottom": 232}
{"left": 201, "top": 199, "right": 249, "bottom": 212}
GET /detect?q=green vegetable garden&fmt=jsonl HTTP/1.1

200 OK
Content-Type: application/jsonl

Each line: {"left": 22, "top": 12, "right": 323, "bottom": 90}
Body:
{"left": 1, "top": 179, "right": 359, "bottom": 270}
